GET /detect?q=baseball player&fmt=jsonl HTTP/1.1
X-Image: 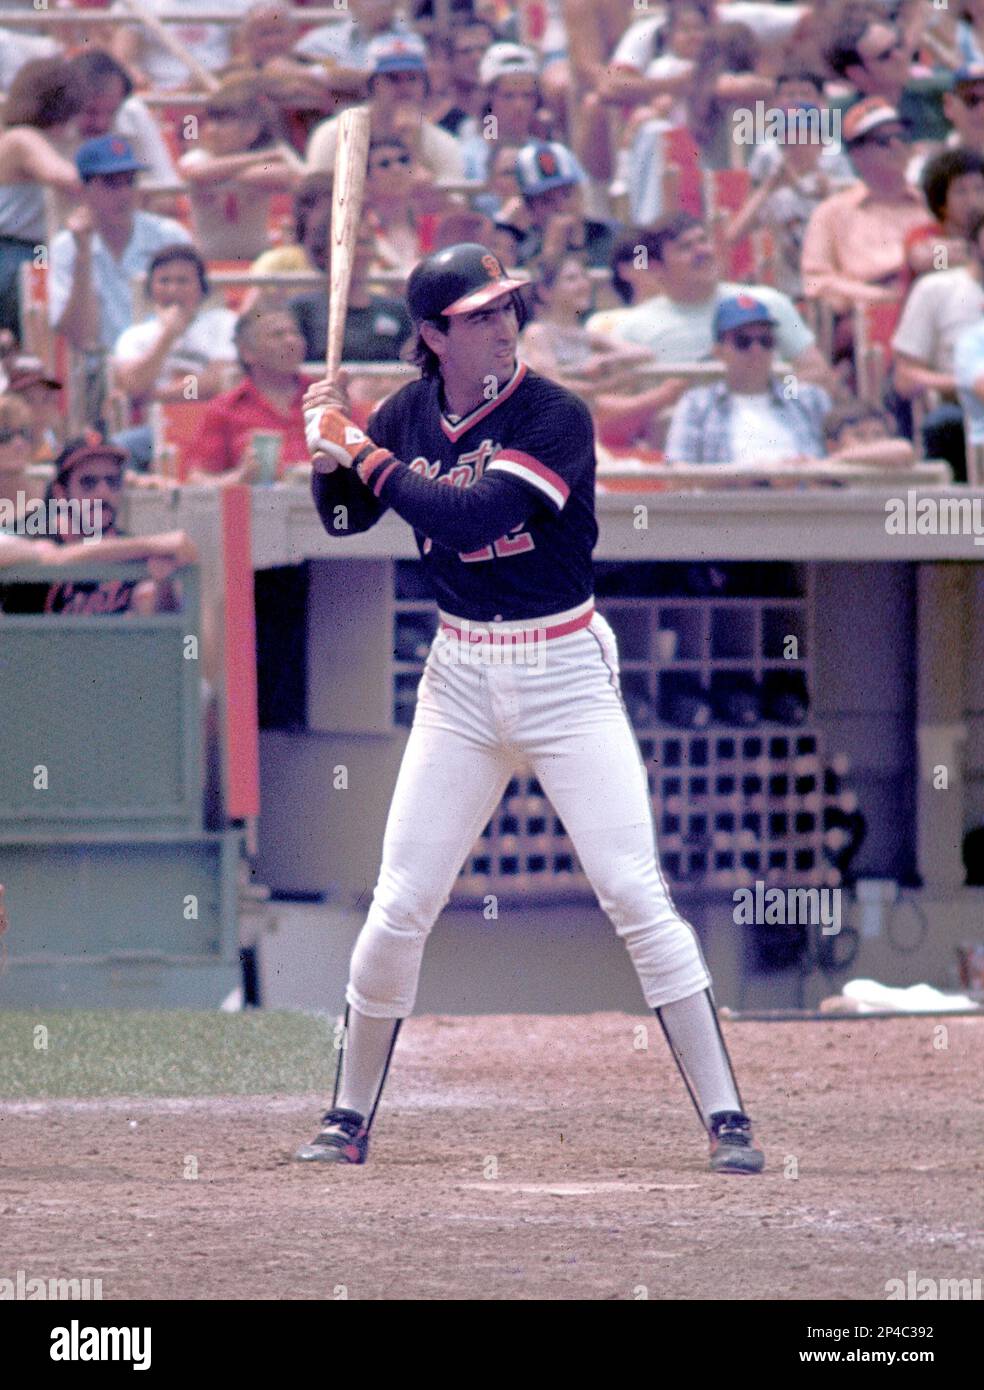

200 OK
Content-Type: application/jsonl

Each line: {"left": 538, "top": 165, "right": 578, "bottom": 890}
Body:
{"left": 295, "top": 243, "right": 765, "bottom": 1175}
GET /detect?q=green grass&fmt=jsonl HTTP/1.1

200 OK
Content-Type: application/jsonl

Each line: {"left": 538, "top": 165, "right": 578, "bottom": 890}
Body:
{"left": 0, "top": 1010, "right": 340, "bottom": 1099}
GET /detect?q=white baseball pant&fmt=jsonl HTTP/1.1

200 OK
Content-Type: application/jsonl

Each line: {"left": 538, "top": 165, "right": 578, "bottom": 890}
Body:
{"left": 345, "top": 606, "right": 712, "bottom": 1018}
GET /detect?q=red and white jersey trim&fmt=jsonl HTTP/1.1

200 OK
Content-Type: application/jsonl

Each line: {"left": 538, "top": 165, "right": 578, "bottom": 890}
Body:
{"left": 437, "top": 596, "right": 595, "bottom": 642}
{"left": 439, "top": 362, "right": 527, "bottom": 441}
{"left": 487, "top": 448, "right": 570, "bottom": 510}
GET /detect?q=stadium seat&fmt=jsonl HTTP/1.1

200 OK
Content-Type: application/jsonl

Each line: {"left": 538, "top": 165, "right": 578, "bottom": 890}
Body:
{"left": 150, "top": 399, "right": 214, "bottom": 481}
{"left": 853, "top": 298, "right": 904, "bottom": 405}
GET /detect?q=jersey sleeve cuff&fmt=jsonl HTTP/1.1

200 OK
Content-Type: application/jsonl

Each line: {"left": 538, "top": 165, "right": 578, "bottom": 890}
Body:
{"left": 487, "top": 450, "right": 570, "bottom": 512}
{"left": 356, "top": 447, "right": 398, "bottom": 493}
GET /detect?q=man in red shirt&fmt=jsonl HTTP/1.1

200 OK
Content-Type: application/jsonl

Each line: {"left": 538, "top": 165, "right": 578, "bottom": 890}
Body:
{"left": 188, "top": 298, "right": 311, "bottom": 484}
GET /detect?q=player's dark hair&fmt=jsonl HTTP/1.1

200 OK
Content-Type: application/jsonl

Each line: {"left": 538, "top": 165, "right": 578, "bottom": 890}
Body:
{"left": 146, "top": 243, "right": 210, "bottom": 299}
{"left": 647, "top": 211, "right": 704, "bottom": 263}
{"left": 920, "top": 147, "right": 984, "bottom": 222}
{"left": 406, "top": 290, "right": 528, "bottom": 377}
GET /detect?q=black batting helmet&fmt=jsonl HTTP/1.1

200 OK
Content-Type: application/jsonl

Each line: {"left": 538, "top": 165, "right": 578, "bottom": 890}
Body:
{"left": 406, "top": 242, "right": 527, "bottom": 322}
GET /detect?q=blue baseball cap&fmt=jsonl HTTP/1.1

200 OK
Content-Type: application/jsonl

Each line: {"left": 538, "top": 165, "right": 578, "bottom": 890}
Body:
{"left": 515, "top": 141, "right": 585, "bottom": 198}
{"left": 76, "top": 135, "right": 147, "bottom": 180}
{"left": 713, "top": 293, "right": 778, "bottom": 340}
{"left": 368, "top": 33, "right": 428, "bottom": 76}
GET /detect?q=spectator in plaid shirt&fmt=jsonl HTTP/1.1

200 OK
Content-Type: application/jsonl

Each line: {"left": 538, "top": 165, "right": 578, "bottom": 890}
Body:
{"left": 665, "top": 294, "right": 830, "bottom": 466}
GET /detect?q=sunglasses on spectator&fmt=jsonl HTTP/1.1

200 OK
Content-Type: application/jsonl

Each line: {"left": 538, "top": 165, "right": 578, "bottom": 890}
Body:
{"left": 372, "top": 155, "right": 412, "bottom": 170}
{"left": 959, "top": 90, "right": 984, "bottom": 108}
{"left": 861, "top": 129, "right": 905, "bottom": 148}
{"left": 0, "top": 427, "right": 30, "bottom": 445}
{"left": 729, "top": 330, "right": 776, "bottom": 351}
{"left": 864, "top": 33, "right": 902, "bottom": 65}
{"left": 90, "top": 171, "right": 137, "bottom": 187}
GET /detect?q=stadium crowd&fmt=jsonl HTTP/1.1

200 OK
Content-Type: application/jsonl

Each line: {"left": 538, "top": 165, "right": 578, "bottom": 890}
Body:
{"left": 0, "top": 0, "right": 982, "bottom": 576}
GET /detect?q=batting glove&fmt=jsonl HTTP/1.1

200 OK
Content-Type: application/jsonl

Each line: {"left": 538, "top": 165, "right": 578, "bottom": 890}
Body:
{"left": 305, "top": 406, "right": 392, "bottom": 478}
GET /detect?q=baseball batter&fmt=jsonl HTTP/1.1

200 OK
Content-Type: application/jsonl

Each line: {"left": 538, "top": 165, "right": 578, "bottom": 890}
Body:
{"left": 295, "top": 244, "right": 764, "bottom": 1174}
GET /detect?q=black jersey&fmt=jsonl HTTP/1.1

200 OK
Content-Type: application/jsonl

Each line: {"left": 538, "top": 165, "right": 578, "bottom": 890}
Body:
{"left": 311, "top": 364, "right": 599, "bottom": 623}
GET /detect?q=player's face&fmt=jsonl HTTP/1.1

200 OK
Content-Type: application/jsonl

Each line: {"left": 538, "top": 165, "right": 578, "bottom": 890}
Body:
{"left": 443, "top": 297, "right": 519, "bottom": 383}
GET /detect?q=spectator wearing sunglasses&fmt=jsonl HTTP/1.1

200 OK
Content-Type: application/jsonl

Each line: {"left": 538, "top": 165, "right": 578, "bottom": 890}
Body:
{"left": 48, "top": 136, "right": 191, "bottom": 359}
{"left": 928, "top": 64, "right": 984, "bottom": 176}
{"left": 305, "top": 34, "right": 465, "bottom": 185}
{"left": 823, "top": 4, "right": 948, "bottom": 142}
{"left": 664, "top": 294, "right": 830, "bottom": 466}
{"left": 362, "top": 136, "right": 429, "bottom": 277}
{"left": 800, "top": 98, "right": 929, "bottom": 313}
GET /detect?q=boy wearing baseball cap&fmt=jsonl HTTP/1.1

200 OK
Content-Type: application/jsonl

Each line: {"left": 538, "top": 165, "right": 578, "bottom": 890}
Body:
{"left": 504, "top": 139, "right": 614, "bottom": 268}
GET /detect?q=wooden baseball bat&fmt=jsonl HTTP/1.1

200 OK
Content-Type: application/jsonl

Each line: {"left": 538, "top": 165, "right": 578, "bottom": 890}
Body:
{"left": 325, "top": 106, "right": 371, "bottom": 383}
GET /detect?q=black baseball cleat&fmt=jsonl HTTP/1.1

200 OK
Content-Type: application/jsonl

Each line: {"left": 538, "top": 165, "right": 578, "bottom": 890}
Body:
{"left": 295, "top": 1108, "right": 369, "bottom": 1164}
{"left": 708, "top": 1110, "right": 765, "bottom": 1174}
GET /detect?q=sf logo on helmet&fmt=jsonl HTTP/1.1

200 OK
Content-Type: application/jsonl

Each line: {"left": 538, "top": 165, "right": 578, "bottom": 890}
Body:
{"left": 481, "top": 254, "right": 503, "bottom": 281}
